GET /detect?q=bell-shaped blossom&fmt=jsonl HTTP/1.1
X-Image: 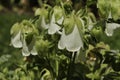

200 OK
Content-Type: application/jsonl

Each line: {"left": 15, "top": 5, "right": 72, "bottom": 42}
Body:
{"left": 41, "top": 14, "right": 63, "bottom": 35}
{"left": 105, "top": 23, "right": 120, "bottom": 36}
{"left": 22, "top": 38, "right": 30, "bottom": 56}
{"left": 11, "top": 31, "right": 22, "bottom": 48}
{"left": 48, "top": 14, "right": 62, "bottom": 34}
{"left": 105, "top": 11, "right": 120, "bottom": 36}
{"left": 22, "top": 38, "right": 38, "bottom": 56}
{"left": 11, "top": 20, "right": 38, "bottom": 56}
{"left": 58, "top": 25, "right": 83, "bottom": 52}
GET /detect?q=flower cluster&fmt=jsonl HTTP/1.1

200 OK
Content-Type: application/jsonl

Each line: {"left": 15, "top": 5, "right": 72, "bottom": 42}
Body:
{"left": 11, "top": 1, "right": 120, "bottom": 57}
{"left": 10, "top": 20, "right": 39, "bottom": 56}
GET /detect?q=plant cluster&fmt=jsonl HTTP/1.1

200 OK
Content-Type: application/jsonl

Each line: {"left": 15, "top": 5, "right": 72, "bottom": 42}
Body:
{"left": 8, "top": 0, "right": 120, "bottom": 80}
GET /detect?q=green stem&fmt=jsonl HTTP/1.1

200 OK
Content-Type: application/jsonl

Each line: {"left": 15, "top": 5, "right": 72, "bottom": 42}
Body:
{"left": 67, "top": 52, "right": 76, "bottom": 80}
{"left": 55, "top": 56, "right": 59, "bottom": 79}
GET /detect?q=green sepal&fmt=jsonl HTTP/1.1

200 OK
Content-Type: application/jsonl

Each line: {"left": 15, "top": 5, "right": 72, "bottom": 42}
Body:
{"left": 35, "top": 36, "right": 51, "bottom": 56}
{"left": 63, "top": 14, "right": 75, "bottom": 35}
{"left": 53, "top": 6, "right": 63, "bottom": 21}
{"left": 10, "top": 22, "right": 21, "bottom": 35}
{"left": 21, "top": 20, "right": 39, "bottom": 36}
{"left": 35, "top": 8, "right": 49, "bottom": 20}
{"left": 74, "top": 16, "right": 84, "bottom": 39}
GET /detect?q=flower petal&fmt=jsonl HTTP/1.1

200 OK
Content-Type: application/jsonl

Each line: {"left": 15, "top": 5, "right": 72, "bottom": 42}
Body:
{"left": 65, "top": 25, "right": 83, "bottom": 52}
{"left": 105, "top": 23, "right": 120, "bottom": 36}
{"left": 57, "top": 16, "right": 64, "bottom": 24}
{"left": 11, "top": 31, "right": 22, "bottom": 48}
{"left": 58, "top": 25, "right": 83, "bottom": 52}
{"left": 41, "top": 17, "right": 49, "bottom": 29}
{"left": 58, "top": 29, "right": 66, "bottom": 49}
{"left": 22, "top": 39, "right": 30, "bottom": 56}
{"left": 30, "top": 46, "right": 38, "bottom": 55}
{"left": 48, "top": 14, "right": 61, "bottom": 34}
{"left": 48, "top": 23, "right": 61, "bottom": 34}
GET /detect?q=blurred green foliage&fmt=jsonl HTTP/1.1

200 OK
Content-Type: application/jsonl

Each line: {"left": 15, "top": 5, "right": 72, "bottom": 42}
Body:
{"left": 0, "top": 12, "right": 33, "bottom": 79}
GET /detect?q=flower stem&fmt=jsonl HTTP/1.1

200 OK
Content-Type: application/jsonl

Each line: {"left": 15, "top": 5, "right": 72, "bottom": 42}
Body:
{"left": 67, "top": 52, "right": 76, "bottom": 80}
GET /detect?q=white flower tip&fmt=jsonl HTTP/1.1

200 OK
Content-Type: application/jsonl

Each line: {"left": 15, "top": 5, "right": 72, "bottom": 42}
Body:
{"left": 105, "top": 23, "right": 120, "bottom": 36}
{"left": 57, "top": 17, "right": 64, "bottom": 24}
{"left": 22, "top": 49, "right": 30, "bottom": 56}
{"left": 58, "top": 41, "right": 65, "bottom": 50}
{"left": 48, "top": 23, "right": 61, "bottom": 35}
{"left": 31, "top": 47, "right": 38, "bottom": 55}
{"left": 66, "top": 46, "right": 82, "bottom": 52}
{"left": 105, "top": 29, "right": 113, "bottom": 36}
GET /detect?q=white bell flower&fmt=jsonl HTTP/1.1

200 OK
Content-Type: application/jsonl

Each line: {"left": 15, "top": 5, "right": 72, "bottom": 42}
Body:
{"left": 30, "top": 46, "right": 38, "bottom": 55}
{"left": 22, "top": 38, "right": 30, "bottom": 56}
{"left": 22, "top": 38, "right": 38, "bottom": 56}
{"left": 41, "top": 14, "right": 63, "bottom": 35}
{"left": 105, "top": 23, "right": 120, "bottom": 36}
{"left": 58, "top": 25, "right": 83, "bottom": 52}
{"left": 11, "top": 31, "right": 22, "bottom": 48}
{"left": 48, "top": 14, "right": 61, "bottom": 34}
{"left": 105, "top": 11, "right": 120, "bottom": 36}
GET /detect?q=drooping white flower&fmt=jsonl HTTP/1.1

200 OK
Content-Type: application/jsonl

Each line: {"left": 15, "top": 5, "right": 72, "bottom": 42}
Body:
{"left": 30, "top": 46, "right": 38, "bottom": 55}
{"left": 11, "top": 31, "right": 22, "bottom": 48}
{"left": 22, "top": 38, "right": 30, "bottom": 56}
{"left": 105, "top": 11, "right": 120, "bottom": 36}
{"left": 11, "top": 20, "right": 38, "bottom": 56}
{"left": 41, "top": 13, "right": 63, "bottom": 35}
{"left": 105, "top": 23, "right": 120, "bottom": 36}
{"left": 22, "top": 38, "right": 38, "bottom": 56}
{"left": 58, "top": 25, "right": 83, "bottom": 52}
{"left": 48, "top": 14, "right": 61, "bottom": 34}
